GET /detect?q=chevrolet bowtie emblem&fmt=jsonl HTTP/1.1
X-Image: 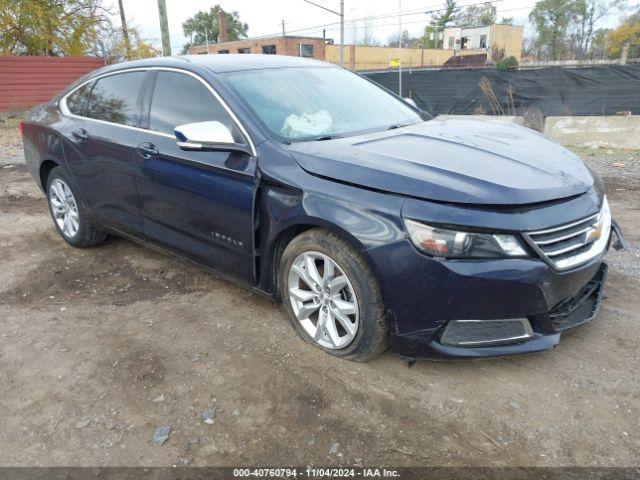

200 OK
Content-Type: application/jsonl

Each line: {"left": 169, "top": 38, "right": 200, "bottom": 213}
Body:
{"left": 586, "top": 222, "right": 603, "bottom": 242}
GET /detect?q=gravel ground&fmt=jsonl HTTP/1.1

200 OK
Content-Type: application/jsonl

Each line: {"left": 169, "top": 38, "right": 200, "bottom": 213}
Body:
{"left": 0, "top": 128, "right": 639, "bottom": 468}
{"left": 573, "top": 146, "right": 640, "bottom": 280}
{"left": 0, "top": 117, "right": 24, "bottom": 166}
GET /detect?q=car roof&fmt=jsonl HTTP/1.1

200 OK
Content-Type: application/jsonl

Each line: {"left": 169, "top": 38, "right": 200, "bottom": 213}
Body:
{"left": 99, "top": 54, "right": 335, "bottom": 75}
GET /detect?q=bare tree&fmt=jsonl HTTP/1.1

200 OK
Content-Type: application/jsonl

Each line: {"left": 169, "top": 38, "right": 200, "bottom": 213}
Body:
{"left": 349, "top": 17, "right": 378, "bottom": 46}
{"left": 387, "top": 30, "right": 418, "bottom": 48}
{"left": 573, "top": 0, "right": 626, "bottom": 58}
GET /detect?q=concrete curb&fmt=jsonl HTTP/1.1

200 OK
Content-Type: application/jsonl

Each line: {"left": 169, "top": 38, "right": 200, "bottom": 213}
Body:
{"left": 437, "top": 114, "right": 640, "bottom": 149}
{"left": 544, "top": 116, "right": 640, "bottom": 149}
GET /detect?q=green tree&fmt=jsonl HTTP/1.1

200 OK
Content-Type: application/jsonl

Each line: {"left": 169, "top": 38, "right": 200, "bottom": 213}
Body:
{"left": 607, "top": 9, "right": 640, "bottom": 58}
{"left": 589, "top": 27, "right": 610, "bottom": 57}
{"left": 431, "top": 0, "right": 461, "bottom": 28}
{"left": 421, "top": 26, "right": 438, "bottom": 48}
{"left": 496, "top": 55, "right": 519, "bottom": 71}
{"left": 529, "top": 0, "right": 579, "bottom": 60}
{"left": 95, "top": 25, "right": 160, "bottom": 64}
{"left": 0, "top": 0, "right": 111, "bottom": 56}
{"left": 181, "top": 5, "right": 248, "bottom": 54}
{"left": 422, "top": 0, "right": 460, "bottom": 48}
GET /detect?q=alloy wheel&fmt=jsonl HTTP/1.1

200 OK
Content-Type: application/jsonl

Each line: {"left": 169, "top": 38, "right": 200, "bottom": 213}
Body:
{"left": 287, "top": 251, "right": 359, "bottom": 349}
{"left": 49, "top": 178, "right": 80, "bottom": 239}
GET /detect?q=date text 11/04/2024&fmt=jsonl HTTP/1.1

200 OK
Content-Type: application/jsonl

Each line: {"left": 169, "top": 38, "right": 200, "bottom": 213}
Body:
{"left": 233, "top": 468, "right": 401, "bottom": 477}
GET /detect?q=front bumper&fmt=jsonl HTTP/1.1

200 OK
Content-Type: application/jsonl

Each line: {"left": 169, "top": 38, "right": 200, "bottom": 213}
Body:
{"left": 369, "top": 238, "right": 611, "bottom": 359}
{"left": 428, "top": 263, "right": 607, "bottom": 359}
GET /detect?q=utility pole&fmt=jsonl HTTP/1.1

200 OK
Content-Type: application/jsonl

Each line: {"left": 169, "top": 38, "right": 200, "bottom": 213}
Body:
{"left": 398, "top": 0, "right": 402, "bottom": 96}
{"left": 282, "top": 19, "right": 286, "bottom": 37}
{"left": 302, "top": 0, "right": 344, "bottom": 66}
{"left": 425, "top": 9, "right": 439, "bottom": 49}
{"left": 157, "top": 0, "right": 172, "bottom": 56}
{"left": 117, "top": 0, "right": 131, "bottom": 59}
{"left": 339, "top": 0, "right": 344, "bottom": 66}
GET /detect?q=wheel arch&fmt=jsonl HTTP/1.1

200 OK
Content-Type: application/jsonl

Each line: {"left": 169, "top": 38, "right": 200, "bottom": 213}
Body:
{"left": 264, "top": 217, "right": 380, "bottom": 301}
{"left": 39, "top": 159, "right": 61, "bottom": 191}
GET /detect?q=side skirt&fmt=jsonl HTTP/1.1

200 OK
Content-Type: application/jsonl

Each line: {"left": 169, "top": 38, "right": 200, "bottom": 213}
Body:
{"left": 97, "top": 223, "right": 277, "bottom": 303}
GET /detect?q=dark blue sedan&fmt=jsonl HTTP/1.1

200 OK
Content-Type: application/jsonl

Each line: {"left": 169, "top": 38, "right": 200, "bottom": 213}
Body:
{"left": 21, "top": 55, "right": 622, "bottom": 361}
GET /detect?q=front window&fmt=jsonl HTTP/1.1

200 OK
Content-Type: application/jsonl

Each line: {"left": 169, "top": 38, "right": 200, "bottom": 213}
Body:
{"left": 148, "top": 71, "right": 242, "bottom": 141}
{"left": 222, "top": 67, "right": 423, "bottom": 141}
{"left": 479, "top": 35, "right": 487, "bottom": 48}
{"left": 262, "top": 45, "right": 276, "bottom": 54}
{"left": 218, "top": 49, "right": 230, "bottom": 54}
{"left": 238, "top": 47, "right": 251, "bottom": 54}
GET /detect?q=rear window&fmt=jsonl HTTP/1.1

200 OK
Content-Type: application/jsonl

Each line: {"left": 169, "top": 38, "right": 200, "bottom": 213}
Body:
{"left": 66, "top": 82, "right": 93, "bottom": 116}
{"left": 86, "top": 72, "right": 146, "bottom": 126}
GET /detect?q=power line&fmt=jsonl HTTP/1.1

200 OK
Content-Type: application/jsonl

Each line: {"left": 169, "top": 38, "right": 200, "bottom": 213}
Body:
{"left": 187, "top": 0, "right": 536, "bottom": 49}
{"left": 301, "top": 0, "right": 345, "bottom": 65}
{"left": 286, "top": 2, "right": 538, "bottom": 37}
{"left": 250, "top": 0, "right": 508, "bottom": 40}
{"left": 302, "top": 0, "right": 342, "bottom": 16}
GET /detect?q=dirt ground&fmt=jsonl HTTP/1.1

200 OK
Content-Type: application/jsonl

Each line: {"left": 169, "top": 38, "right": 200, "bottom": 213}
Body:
{"left": 0, "top": 123, "right": 639, "bottom": 467}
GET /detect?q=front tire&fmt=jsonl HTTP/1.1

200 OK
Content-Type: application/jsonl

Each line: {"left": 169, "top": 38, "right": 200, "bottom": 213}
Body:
{"left": 280, "top": 229, "right": 388, "bottom": 362}
{"left": 46, "top": 167, "right": 107, "bottom": 248}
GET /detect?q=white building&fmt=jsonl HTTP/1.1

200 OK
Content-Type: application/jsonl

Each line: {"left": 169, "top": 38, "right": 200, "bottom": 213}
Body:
{"left": 442, "top": 24, "right": 523, "bottom": 62}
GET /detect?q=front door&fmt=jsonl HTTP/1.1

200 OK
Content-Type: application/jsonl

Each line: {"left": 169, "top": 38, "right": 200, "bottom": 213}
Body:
{"left": 134, "top": 70, "right": 257, "bottom": 283}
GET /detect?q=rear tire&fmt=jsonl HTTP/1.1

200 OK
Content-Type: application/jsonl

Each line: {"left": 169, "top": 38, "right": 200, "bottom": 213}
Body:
{"left": 46, "top": 167, "right": 107, "bottom": 248}
{"left": 279, "top": 228, "right": 388, "bottom": 362}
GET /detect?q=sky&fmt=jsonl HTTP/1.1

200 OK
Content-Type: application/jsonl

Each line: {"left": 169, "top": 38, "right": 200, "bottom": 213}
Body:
{"left": 108, "top": 0, "right": 639, "bottom": 54}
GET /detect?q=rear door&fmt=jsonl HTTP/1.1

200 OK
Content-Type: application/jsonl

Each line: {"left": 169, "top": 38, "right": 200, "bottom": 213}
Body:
{"left": 61, "top": 71, "right": 147, "bottom": 234}
{"left": 135, "top": 70, "right": 258, "bottom": 283}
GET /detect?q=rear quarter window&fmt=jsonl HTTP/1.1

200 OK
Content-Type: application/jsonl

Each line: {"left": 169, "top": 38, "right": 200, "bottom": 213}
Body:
{"left": 65, "top": 82, "right": 93, "bottom": 116}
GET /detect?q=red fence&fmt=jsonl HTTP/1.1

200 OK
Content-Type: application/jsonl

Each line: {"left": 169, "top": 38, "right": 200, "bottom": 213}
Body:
{"left": 0, "top": 56, "right": 104, "bottom": 112}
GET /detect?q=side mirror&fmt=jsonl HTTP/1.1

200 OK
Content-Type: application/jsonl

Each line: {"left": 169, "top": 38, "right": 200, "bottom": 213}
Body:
{"left": 175, "top": 121, "right": 250, "bottom": 154}
{"left": 403, "top": 97, "right": 418, "bottom": 108}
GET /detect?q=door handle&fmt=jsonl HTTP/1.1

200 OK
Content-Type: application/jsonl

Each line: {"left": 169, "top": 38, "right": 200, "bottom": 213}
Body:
{"left": 136, "top": 142, "right": 159, "bottom": 159}
{"left": 71, "top": 128, "right": 89, "bottom": 141}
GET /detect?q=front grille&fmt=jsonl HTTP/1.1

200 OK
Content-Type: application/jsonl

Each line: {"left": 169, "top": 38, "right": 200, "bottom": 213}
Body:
{"left": 524, "top": 198, "right": 611, "bottom": 271}
{"left": 439, "top": 319, "right": 534, "bottom": 347}
{"left": 548, "top": 264, "right": 607, "bottom": 331}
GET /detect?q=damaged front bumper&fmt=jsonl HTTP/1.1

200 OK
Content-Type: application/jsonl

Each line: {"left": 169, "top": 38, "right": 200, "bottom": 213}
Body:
{"left": 379, "top": 220, "right": 626, "bottom": 360}
{"left": 428, "top": 263, "right": 607, "bottom": 359}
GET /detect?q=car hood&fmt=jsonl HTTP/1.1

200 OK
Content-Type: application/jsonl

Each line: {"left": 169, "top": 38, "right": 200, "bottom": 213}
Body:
{"left": 288, "top": 118, "right": 594, "bottom": 205}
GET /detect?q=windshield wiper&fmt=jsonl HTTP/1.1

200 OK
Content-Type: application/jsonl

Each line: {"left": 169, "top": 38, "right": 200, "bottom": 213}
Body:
{"left": 315, "top": 134, "right": 343, "bottom": 141}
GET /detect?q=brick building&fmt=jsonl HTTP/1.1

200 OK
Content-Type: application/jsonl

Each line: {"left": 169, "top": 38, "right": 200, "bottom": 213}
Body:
{"left": 189, "top": 36, "right": 327, "bottom": 60}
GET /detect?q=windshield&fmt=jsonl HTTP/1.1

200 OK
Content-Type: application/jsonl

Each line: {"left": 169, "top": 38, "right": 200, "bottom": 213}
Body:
{"left": 222, "top": 67, "right": 423, "bottom": 141}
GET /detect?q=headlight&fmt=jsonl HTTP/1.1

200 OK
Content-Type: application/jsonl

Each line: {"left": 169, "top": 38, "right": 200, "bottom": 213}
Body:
{"left": 404, "top": 219, "right": 529, "bottom": 259}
